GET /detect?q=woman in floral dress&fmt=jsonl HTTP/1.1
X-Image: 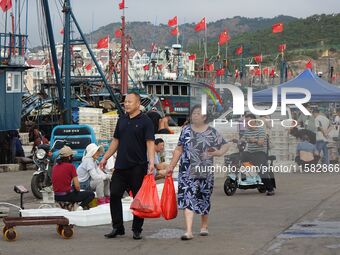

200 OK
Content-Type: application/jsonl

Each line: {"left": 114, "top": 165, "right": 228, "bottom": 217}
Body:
{"left": 167, "top": 104, "right": 230, "bottom": 240}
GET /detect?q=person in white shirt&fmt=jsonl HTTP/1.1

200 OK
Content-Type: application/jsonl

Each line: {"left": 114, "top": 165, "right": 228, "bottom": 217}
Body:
{"left": 313, "top": 109, "right": 331, "bottom": 165}
{"left": 77, "top": 143, "right": 111, "bottom": 204}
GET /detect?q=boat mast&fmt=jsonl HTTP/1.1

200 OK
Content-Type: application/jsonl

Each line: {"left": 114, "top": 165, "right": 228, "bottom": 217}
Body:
{"left": 120, "top": 7, "right": 128, "bottom": 94}
{"left": 41, "top": 0, "right": 65, "bottom": 121}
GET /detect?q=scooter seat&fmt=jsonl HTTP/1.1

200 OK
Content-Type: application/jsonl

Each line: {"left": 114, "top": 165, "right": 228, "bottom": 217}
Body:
{"left": 267, "top": 155, "right": 276, "bottom": 161}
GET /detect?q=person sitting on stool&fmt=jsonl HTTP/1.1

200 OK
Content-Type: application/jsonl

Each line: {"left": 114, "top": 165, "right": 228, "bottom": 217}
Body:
{"left": 52, "top": 146, "right": 95, "bottom": 210}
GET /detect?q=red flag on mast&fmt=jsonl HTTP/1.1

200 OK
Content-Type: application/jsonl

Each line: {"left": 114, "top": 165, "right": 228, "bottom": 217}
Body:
{"left": 235, "top": 46, "right": 243, "bottom": 55}
{"left": 115, "top": 29, "right": 122, "bottom": 38}
{"left": 278, "top": 44, "right": 286, "bottom": 52}
{"left": 170, "top": 27, "right": 179, "bottom": 36}
{"left": 168, "top": 16, "right": 177, "bottom": 27}
{"left": 272, "top": 23, "right": 283, "bottom": 33}
{"left": 97, "top": 35, "right": 109, "bottom": 49}
{"left": 195, "top": 18, "right": 206, "bottom": 32}
{"left": 188, "top": 54, "right": 196, "bottom": 60}
{"left": 216, "top": 68, "right": 225, "bottom": 76}
{"left": 254, "top": 54, "right": 263, "bottom": 63}
{"left": 0, "top": 0, "right": 12, "bottom": 12}
{"left": 305, "top": 60, "right": 313, "bottom": 69}
{"left": 118, "top": 0, "right": 125, "bottom": 10}
{"left": 218, "top": 30, "right": 229, "bottom": 46}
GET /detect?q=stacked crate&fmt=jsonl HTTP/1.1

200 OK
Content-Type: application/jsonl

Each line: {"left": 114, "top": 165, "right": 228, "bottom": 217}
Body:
{"left": 78, "top": 107, "right": 103, "bottom": 140}
{"left": 100, "top": 114, "right": 119, "bottom": 141}
{"left": 268, "top": 127, "right": 291, "bottom": 162}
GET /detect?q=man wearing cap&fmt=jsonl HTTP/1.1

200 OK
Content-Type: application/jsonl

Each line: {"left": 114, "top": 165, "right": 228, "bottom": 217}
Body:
{"left": 99, "top": 92, "right": 155, "bottom": 240}
{"left": 52, "top": 146, "right": 95, "bottom": 209}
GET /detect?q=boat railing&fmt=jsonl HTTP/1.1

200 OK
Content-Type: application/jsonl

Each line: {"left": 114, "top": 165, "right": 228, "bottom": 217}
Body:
{"left": 0, "top": 33, "right": 28, "bottom": 66}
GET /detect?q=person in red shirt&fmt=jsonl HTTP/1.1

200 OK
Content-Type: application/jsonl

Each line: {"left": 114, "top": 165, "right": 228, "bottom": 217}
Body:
{"left": 52, "top": 146, "right": 94, "bottom": 209}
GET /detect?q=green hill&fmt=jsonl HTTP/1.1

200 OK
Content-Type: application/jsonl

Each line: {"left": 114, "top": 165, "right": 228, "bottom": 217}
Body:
{"left": 86, "top": 15, "right": 297, "bottom": 51}
{"left": 86, "top": 13, "right": 340, "bottom": 64}
{"left": 195, "top": 14, "right": 340, "bottom": 62}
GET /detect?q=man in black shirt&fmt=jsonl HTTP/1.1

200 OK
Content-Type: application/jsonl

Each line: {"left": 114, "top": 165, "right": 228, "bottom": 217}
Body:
{"left": 100, "top": 92, "right": 155, "bottom": 240}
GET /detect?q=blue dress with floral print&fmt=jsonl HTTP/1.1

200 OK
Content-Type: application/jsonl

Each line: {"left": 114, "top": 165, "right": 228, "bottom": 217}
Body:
{"left": 177, "top": 125, "right": 227, "bottom": 215}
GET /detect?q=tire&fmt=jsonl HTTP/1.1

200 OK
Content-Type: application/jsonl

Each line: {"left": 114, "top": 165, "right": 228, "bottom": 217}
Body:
{"left": 224, "top": 176, "right": 237, "bottom": 196}
{"left": 31, "top": 173, "right": 44, "bottom": 199}
{"left": 61, "top": 226, "right": 74, "bottom": 239}
{"left": 4, "top": 228, "right": 17, "bottom": 241}
{"left": 257, "top": 185, "right": 267, "bottom": 193}
{"left": 2, "top": 226, "right": 8, "bottom": 235}
{"left": 57, "top": 225, "right": 63, "bottom": 236}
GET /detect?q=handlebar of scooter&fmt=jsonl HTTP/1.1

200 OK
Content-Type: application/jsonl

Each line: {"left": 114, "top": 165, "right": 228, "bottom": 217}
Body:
{"left": 50, "top": 139, "right": 69, "bottom": 151}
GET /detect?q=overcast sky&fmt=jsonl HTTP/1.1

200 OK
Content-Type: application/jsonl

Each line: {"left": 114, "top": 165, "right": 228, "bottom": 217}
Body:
{"left": 1, "top": 0, "right": 339, "bottom": 47}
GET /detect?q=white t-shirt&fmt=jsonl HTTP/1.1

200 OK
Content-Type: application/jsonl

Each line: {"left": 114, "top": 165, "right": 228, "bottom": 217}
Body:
{"left": 315, "top": 114, "right": 330, "bottom": 141}
{"left": 77, "top": 157, "right": 106, "bottom": 183}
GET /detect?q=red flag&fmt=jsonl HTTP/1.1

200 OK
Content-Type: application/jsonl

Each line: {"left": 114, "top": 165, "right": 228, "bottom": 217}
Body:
{"left": 0, "top": 0, "right": 12, "bottom": 12}
{"left": 85, "top": 64, "right": 92, "bottom": 71}
{"left": 206, "top": 63, "right": 214, "bottom": 72}
{"left": 216, "top": 68, "right": 225, "bottom": 76}
{"left": 218, "top": 30, "right": 229, "bottom": 46}
{"left": 272, "top": 23, "right": 283, "bottom": 33}
{"left": 118, "top": 0, "right": 124, "bottom": 9}
{"left": 263, "top": 67, "right": 269, "bottom": 76}
{"left": 170, "top": 27, "right": 179, "bottom": 36}
{"left": 195, "top": 18, "right": 206, "bottom": 32}
{"left": 59, "top": 28, "right": 64, "bottom": 35}
{"left": 305, "top": 60, "right": 312, "bottom": 69}
{"left": 168, "top": 16, "right": 177, "bottom": 27}
{"left": 278, "top": 44, "right": 286, "bottom": 52}
{"left": 235, "top": 46, "right": 243, "bottom": 55}
{"left": 269, "top": 68, "right": 275, "bottom": 78}
{"left": 188, "top": 54, "right": 196, "bottom": 60}
{"left": 97, "top": 35, "right": 109, "bottom": 49}
{"left": 115, "top": 29, "right": 122, "bottom": 38}
{"left": 254, "top": 54, "right": 262, "bottom": 63}
{"left": 143, "top": 65, "right": 149, "bottom": 71}
{"left": 255, "top": 68, "right": 261, "bottom": 76}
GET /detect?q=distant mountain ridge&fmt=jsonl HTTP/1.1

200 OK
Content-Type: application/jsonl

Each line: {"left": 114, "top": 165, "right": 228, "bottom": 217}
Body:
{"left": 85, "top": 15, "right": 297, "bottom": 50}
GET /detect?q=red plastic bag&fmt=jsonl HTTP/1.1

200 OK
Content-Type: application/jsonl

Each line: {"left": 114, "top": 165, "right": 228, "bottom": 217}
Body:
{"left": 160, "top": 176, "right": 178, "bottom": 220}
{"left": 130, "top": 175, "right": 161, "bottom": 218}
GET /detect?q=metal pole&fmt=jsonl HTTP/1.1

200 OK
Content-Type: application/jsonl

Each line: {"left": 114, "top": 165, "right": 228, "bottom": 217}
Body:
{"left": 41, "top": 0, "right": 65, "bottom": 118}
{"left": 25, "top": 0, "right": 28, "bottom": 51}
{"left": 63, "top": 0, "right": 72, "bottom": 124}
{"left": 121, "top": 15, "right": 127, "bottom": 94}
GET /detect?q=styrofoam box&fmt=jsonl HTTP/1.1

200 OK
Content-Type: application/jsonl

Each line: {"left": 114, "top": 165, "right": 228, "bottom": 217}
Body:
{"left": 20, "top": 199, "right": 133, "bottom": 227}
{"left": 19, "top": 181, "right": 179, "bottom": 227}
{"left": 65, "top": 203, "right": 133, "bottom": 227}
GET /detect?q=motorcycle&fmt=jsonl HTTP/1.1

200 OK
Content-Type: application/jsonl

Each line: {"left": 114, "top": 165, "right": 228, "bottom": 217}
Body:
{"left": 31, "top": 140, "right": 65, "bottom": 199}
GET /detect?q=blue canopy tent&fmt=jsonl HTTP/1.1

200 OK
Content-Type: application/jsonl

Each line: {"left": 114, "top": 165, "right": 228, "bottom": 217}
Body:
{"left": 253, "top": 69, "right": 340, "bottom": 103}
